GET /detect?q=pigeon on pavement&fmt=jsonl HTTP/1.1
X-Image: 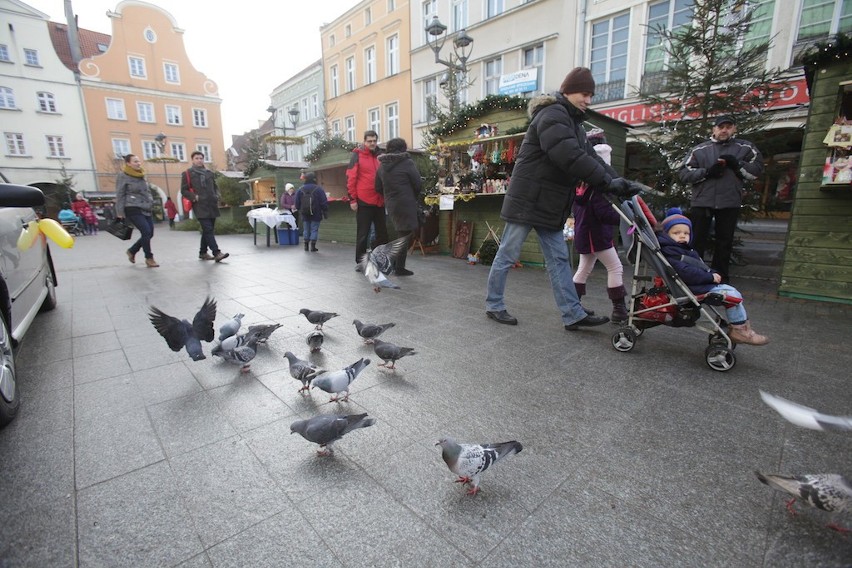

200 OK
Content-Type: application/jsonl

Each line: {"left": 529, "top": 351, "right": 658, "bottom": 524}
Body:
{"left": 212, "top": 333, "right": 259, "bottom": 372}
{"left": 310, "top": 357, "right": 371, "bottom": 402}
{"left": 437, "top": 437, "right": 523, "bottom": 495}
{"left": 372, "top": 338, "right": 416, "bottom": 369}
{"left": 357, "top": 236, "right": 409, "bottom": 293}
{"left": 218, "top": 313, "right": 244, "bottom": 341}
{"left": 353, "top": 320, "right": 395, "bottom": 343}
{"left": 290, "top": 413, "right": 376, "bottom": 456}
{"left": 148, "top": 297, "right": 217, "bottom": 361}
{"left": 300, "top": 309, "right": 339, "bottom": 329}
{"left": 760, "top": 390, "right": 852, "bottom": 432}
{"left": 284, "top": 351, "right": 324, "bottom": 392}
{"left": 755, "top": 471, "right": 851, "bottom": 532}
{"left": 306, "top": 330, "right": 324, "bottom": 353}
{"left": 245, "top": 323, "right": 283, "bottom": 344}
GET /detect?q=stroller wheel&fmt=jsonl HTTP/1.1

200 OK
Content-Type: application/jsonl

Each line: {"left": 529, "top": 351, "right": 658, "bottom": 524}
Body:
{"left": 611, "top": 328, "right": 637, "bottom": 352}
{"left": 704, "top": 345, "right": 736, "bottom": 372}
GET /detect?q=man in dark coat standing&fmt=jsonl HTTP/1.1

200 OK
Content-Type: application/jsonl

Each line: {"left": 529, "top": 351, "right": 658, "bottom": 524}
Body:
{"left": 485, "top": 67, "right": 628, "bottom": 330}
{"left": 181, "top": 151, "right": 229, "bottom": 262}
{"left": 375, "top": 137, "right": 422, "bottom": 276}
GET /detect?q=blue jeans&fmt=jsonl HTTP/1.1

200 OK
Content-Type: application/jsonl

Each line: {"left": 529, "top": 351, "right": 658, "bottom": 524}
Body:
{"left": 126, "top": 211, "right": 154, "bottom": 259}
{"left": 303, "top": 219, "right": 320, "bottom": 241}
{"left": 708, "top": 284, "right": 747, "bottom": 324}
{"left": 198, "top": 218, "right": 220, "bottom": 255}
{"left": 486, "top": 221, "right": 587, "bottom": 326}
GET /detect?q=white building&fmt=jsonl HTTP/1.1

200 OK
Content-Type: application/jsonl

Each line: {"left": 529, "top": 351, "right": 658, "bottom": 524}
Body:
{"left": 268, "top": 60, "right": 325, "bottom": 163}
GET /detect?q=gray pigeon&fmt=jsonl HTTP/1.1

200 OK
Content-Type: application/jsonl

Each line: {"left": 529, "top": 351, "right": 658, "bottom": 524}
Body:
{"left": 212, "top": 324, "right": 273, "bottom": 355}
{"left": 245, "top": 323, "right": 283, "bottom": 344}
{"left": 357, "top": 236, "right": 409, "bottom": 292}
{"left": 306, "top": 330, "right": 324, "bottom": 353}
{"left": 212, "top": 333, "right": 259, "bottom": 372}
{"left": 437, "top": 437, "right": 523, "bottom": 495}
{"left": 353, "top": 320, "right": 395, "bottom": 343}
{"left": 372, "top": 338, "right": 416, "bottom": 369}
{"left": 284, "top": 351, "right": 324, "bottom": 393}
{"left": 756, "top": 471, "right": 851, "bottom": 531}
{"left": 290, "top": 413, "right": 376, "bottom": 456}
{"left": 299, "top": 309, "right": 339, "bottom": 329}
{"left": 218, "top": 313, "right": 245, "bottom": 341}
{"left": 310, "top": 357, "right": 371, "bottom": 402}
{"left": 148, "top": 297, "right": 217, "bottom": 361}
{"left": 760, "top": 390, "right": 852, "bottom": 432}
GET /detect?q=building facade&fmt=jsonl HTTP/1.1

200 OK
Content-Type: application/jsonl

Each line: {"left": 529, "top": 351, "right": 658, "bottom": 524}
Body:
{"left": 268, "top": 60, "right": 325, "bottom": 163}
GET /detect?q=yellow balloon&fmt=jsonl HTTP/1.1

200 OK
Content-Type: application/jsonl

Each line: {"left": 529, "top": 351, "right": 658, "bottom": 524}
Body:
{"left": 16, "top": 222, "right": 40, "bottom": 251}
{"left": 38, "top": 218, "right": 74, "bottom": 249}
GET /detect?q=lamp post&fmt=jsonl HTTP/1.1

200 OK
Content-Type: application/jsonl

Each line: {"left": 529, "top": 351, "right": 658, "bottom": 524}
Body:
{"left": 153, "top": 132, "right": 171, "bottom": 196}
{"left": 267, "top": 106, "right": 302, "bottom": 161}
{"left": 425, "top": 15, "right": 474, "bottom": 114}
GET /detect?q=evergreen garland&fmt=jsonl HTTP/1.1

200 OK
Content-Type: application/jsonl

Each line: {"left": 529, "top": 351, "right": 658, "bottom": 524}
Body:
{"left": 305, "top": 137, "right": 357, "bottom": 163}
{"left": 801, "top": 32, "right": 852, "bottom": 70}
{"left": 430, "top": 94, "right": 528, "bottom": 138}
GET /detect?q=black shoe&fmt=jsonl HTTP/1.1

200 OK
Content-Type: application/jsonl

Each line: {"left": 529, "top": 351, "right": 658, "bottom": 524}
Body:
{"left": 565, "top": 314, "right": 610, "bottom": 330}
{"left": 396, "top": 268, "right": 414, "bottom": 276}
{"left": 213, "top": 252, "right": 229, "bottom": 262}
{"left": 486, "top": 310, "right": 518, "bottom": 325}
{"left": 355, "top": 265, "right": 363, "bottom": 273}
{"left": 583, "top": 307, "right": 595, "bottom": 316}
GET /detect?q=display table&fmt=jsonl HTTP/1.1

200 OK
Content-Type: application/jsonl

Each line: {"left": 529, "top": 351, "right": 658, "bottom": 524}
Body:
{"left": 246, "top": 208, "right": 296, "bottom": 246}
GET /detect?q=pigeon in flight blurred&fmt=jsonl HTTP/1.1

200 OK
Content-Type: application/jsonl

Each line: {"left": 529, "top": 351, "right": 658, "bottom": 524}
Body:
{"left": 755, "top": 471, "right": 851, "bottom": 532}
{"left": 760, "top": 390, "right": 852, "bottom": 432}
{"left": 284, "top": 351, "right": 324, "bottom": 393}
{"left": 372, "top": 338, "right": 416, "bottom": 369}
{"left": 306, "top": 330, "right": 324, "bottom": 353}
{"left": 212, "top": 333, "right": 259, "bottom": 373}
{"left": 357, "top": 236, "right": 409, "bottom": 293}
{"left": 148, "top": 297, "right": 217, "bottom": 361}
{"left": 311, "top": 357, "right": 371, "bottom": 402}
{"left": 353, "top": 320, "right": 395, "bottom": 344}
{"left": 218, "top": 313, "right": 244, "bottom": 341}
{"left": 299, "top": 309, "right": 339, "bottom": 329}
{"left": 290, "top": 413, "right": 376, "bottom": 456}
{"left": 245, "top": 323, "right": 283, "bottom": 344}
{"left": 437, "top": 437, "right": 523, "bottom": 495}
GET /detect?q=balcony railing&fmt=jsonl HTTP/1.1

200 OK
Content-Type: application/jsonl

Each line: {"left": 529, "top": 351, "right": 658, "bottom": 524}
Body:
{"left": 639, "top": 71, "right": 669, "bottom": 95}
{"left": 592, "top": 79, "right": 626, "bottom": 104}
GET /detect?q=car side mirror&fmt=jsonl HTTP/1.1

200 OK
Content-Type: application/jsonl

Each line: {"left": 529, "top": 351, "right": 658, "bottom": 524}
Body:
{"left": 0, "top": 184, "right": 46, "bottom": 207}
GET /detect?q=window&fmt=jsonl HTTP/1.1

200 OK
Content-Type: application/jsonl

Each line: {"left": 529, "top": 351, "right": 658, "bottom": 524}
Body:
{"left": 345, "top": 115, "right": 356, "bottom": 142}
{"left": 164, "top": 62, "right": 180, "bottom": 83}
{"left": 37, "top": 92, "right": 57, "bottom": 113}
{"left": 386, "top": 102, "right": 399, "bottom": 139}
{"left": 5, "top": 133, "right": 26, "bottom": 156}
{"left": 171, "top": 142, "right": 186, "bottom": 162}
{"left": 452, "top": 0, "right": 468, "bottom": 32}
{"left": 195, "top": 144, "right": 211, "bottom": 162}
{"left": 137, "top": 101, "right": 155, "bottom": 123}
{"left": 522, "top": 44, "right": 544, "bottom": 95}
{"left": 368, "top": 107, "right": 381, "bottom": 134}
{"left": 24, "top": 48, "right": 39, "bottom": 66}
{"left": 142, "top": 140, "right": 160, "bottom": 160}
{"left": 794, "top": 0, "right": 851, "bottom": 61}
{"left": 590, "top": 12, "right": 630, "bottom": 102}
{"left": 332, "top": 120, "right": 341, "bottom": 137}
{"left": 165, "top": 105, "right": 182, "bottom": 125}
{"left": 330, "top": 65, "right": 340, "bottom": 97}
{"left": 365, "top": 7, "right": 372, "bottom": 25}
{"left": 312, "top": 94, "right": 319, "bottom": 119}
{"left": 112, "top": 138, "right": 131, "bottom": 159}
{"left": 193, "top": 108, "right": 208, "bottom": 127}
{"left": 128, "top": 56, "right": 146, "bottom": 78}
{"left": 644, "top": 0, "right": 693, "bottom": 74}
{"left": 106, "top": 98, "right": 126, "bottom": 120}
{"left": 423, "top": 0, "right": 437, "bottom": 43}
{"left": 365, "top": 46, "right": 376, "bottom": 84}
{"left": 741, "top": 0, "right": 776, "bottom": 54}
{"left": 46, "top": 135, "right": 65, "bottom": 157}
{"left": 487, "top": 0, "right": 505, "bottom": 18}
{"left": 0, "top": 87, "right": 15, "bottom": 109}
{"left": 302, "top": 97, "right": 309, "bottom": 122}
{"left": 387, "top": 35, "right": 399, "bottom": 76}
{"left": 388, "top": 0, "right": 396, "bottom": 11}
{"left": 329, "top": 34, "right": 336, "bottom": 47}
{"left": 424, "top": 77, "right": 437, "bottom": 122}
{"left": 346, "top": 57, "right": 356, "bottom": 92}
{"left": 345, "top": 24, "right": 352, "bottom": 38}
{"left": 0, "top": 45, "right": 9, "bottom": 62}
{"left": 484, "top": 57, "right": 502, "bottom": 95}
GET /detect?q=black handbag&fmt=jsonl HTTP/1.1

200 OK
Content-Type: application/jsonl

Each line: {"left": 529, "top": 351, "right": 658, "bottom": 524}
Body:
{"left": 106, "top": 219, "right": 133, "bottom": 240}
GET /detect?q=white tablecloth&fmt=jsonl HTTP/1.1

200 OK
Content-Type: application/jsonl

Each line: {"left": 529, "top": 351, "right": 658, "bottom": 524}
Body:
{"left": 246, "top": 208, "right": 296, "bottom": 229}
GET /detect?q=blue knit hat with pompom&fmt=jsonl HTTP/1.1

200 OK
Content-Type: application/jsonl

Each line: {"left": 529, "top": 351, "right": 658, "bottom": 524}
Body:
{"left": 661, "top": 207, "right": 692, "bottom": 237}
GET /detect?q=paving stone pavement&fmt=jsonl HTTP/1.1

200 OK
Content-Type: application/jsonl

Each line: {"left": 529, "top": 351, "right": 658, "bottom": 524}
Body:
{"left": 1, "top": 223, "right": 850, "bottom": 567}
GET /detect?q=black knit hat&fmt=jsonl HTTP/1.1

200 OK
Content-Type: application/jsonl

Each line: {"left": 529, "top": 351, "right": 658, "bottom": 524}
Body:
{"left": 303, "top": 172, "right": 317, "bottom": 183}
{"left": 560, "top": 67, "right": 595, "bottom": 95}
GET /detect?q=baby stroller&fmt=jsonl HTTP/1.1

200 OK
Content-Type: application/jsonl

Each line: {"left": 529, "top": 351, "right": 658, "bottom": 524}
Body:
{"left": 607, "top": 194, "right": 743, "bottom": 372}
{"left": 60, "top": 216, "right": 84, "bottom": 236}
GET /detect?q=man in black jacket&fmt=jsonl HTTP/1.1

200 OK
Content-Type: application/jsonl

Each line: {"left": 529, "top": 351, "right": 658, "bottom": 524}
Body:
{"left": 181, "top": 151, "right": 229, "bottom": 262}
{"left": 485, "top": 67, "right": 626, "bottom": 330}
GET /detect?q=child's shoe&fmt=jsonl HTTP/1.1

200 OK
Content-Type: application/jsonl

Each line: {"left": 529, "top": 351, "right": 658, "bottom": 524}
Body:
{"left": 729, "top": 322, "right": 769, "bottom": 346}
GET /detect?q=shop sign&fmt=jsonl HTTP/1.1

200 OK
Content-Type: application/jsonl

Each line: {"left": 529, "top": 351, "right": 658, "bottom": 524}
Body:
{"left": 499, "top": 69, "right": 538, "bottom": 95}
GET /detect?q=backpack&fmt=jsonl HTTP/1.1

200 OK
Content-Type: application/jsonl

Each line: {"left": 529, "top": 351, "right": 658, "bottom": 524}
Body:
{"left": 299, "top": 186, "right": 316, "bottom": 216}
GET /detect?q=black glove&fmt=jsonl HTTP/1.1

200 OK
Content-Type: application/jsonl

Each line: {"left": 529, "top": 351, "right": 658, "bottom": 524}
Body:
{"left": 706, "top": 161, "right": 726, "bottom": 178}
{"left": 604, "top": 177, "right": 631, "bottom": 195}
{"left": 718, "top": 154, "right": 740, "bottom": 170}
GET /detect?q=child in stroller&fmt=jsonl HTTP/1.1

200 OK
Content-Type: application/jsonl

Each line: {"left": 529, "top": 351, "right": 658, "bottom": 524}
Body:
{"left": 58, "top": 206, "right": 84, "bottom": 236}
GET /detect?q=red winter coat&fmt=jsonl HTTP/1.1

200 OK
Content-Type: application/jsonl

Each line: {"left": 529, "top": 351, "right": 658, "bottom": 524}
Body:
{"left": 164, "top": 199, "right": 178, "bottom": 219}
{"left": 346, "top": 146, "right": 384, "bottom": 207}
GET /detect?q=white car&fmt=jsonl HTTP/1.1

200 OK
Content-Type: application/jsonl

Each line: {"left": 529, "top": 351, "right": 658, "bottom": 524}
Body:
{"left": 0, "top": 183, "right": 59, "bottom": 427}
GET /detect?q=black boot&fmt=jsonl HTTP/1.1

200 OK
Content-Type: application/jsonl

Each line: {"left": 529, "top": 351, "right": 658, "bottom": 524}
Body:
{"left": 608, "top": 286, "right": 628, "bottom": 324}
{"left": 304, "top": 240, "right": 309, "bottom": 251}
{"left": 573, "top": 282, "right": 595, "bottom": 316}
{"left": 395, "top": 247, "right": 413, "bottom": 276}
{"left": 310, "top": 240, "right": 318, "bottom": 252}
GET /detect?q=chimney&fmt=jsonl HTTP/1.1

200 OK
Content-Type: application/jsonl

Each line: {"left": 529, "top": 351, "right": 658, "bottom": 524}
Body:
{"left": 64, "top": 0, "right": 83, "bottom": 66}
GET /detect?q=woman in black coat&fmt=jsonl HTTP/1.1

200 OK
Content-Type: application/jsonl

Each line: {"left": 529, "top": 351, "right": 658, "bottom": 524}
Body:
{"left": 375, "top": 137, "right": 422, "bottom": 276}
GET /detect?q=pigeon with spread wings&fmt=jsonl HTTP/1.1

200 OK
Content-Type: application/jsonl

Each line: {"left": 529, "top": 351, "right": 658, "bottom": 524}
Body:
{"left": 357, "top": 236, "right": 409, "bottom": 293}
{"left": 149, "top": 297, "right": 217, "bottom": 361}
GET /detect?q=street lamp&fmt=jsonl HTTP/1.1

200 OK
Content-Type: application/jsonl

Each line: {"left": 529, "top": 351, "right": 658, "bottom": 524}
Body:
{"left": 267, "top": 106, "right": 302, "bottom": 161}
{"left": 153, "top": 132, "right": 171, "bottom": 196}
{"left": 425, "top": 15, "right": 474, "bottom": 113}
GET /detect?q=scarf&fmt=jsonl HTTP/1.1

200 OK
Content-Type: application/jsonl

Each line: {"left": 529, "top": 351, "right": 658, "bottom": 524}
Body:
{"left": 123, "top": 164, "right": 145, "bottom": 178}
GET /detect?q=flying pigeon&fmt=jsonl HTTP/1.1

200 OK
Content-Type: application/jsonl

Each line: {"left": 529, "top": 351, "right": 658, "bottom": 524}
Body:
{"left": 437, "top": 437, "right": 523, "bottom": 495}
{"left": 353, "top": 320, "right": 395, "bottom": 343}
{"left": 306, "top": 330, "right": 324, "bottom": 353}
{"left": 299, "top": 309, "right": 339, "bottom": 329}
{"left": 284, "top": 351, "right": 324, "bottom": 393}
{"left": 245, "top": 323, "right": 283, "bottom": 344}
{"left": 212, "top": 333, "right": 259, "bottom": 372}
{"left": 755, "top": 471, "right": 851, "bottom": 532}
{"left": 148, "top": 297, "right": 217, "bottom": 361}
{"left": 290, "top": 413, "right": 377, "bottom": 456}
{"left": 760, "top": 390, "right": 852, "bottom": 432}
{"left": 218, "top": 313, "right": 245, "bottom": 341}
{"left": 372, "top": 338, "right": 416, "bottom": 369}
{"left": 310, "top": 357, "right": 371, "bottom": 402}
{"left": 357, "top": 236, "right": 409, "bottom": 293}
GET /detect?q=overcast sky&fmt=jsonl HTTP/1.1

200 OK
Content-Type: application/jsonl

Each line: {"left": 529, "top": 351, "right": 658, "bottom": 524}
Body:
{"left": 25, "top": 0, "right": 360, "bottom": 142}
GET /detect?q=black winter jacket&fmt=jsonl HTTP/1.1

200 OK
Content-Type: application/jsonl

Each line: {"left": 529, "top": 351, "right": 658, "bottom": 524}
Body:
{"left": 181, "top": 167, "right": 220, "bottom": 219}
{"left": 375, "top": 152, "right": 422, "bottom": 232}
{"left": 657, "top": 232, "right": 717, "bottom": 294}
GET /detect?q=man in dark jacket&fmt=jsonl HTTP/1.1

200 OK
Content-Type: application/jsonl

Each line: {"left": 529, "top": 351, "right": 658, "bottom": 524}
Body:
{"left": 679, "top": 115, "right": 763, "bottom": 283}
{"left": 485, "top": 67, "right": 627, "bottom": 330}
{"left": 375, "top": 137, "right": 422, "bottom": 276}
{"left": 181, "top": 151, "right": 229, "bottom": 262}
{"left": 347, "top": 130, "right": 388, "bottom": 268}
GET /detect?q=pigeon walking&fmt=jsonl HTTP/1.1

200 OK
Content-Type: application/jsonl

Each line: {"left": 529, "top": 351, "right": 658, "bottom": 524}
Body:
{"left": 218, "top": 313, "right": 245, "bottom": 341}
{"left": 284, "top": 351, "right": 324, "bottom": 393}
{"left": 760, "top": 390, "right": 852, "bottom": 432}
{"left": 290, "top": 413, "right": 376, "bottom": 456}
{"left": 437, "top": 437, "right": 523, "bottom": 495}
{"left": 353, "top": 320, "right": 395, "bottom": 343}
{"left": 310, "top": 357, "right": 371, "bottom": 402}
{"left": 299, "top": 309, "right": 339, "bottom": 329}
{"left": 755, "top": 471, "right": 851, "bottom": 532}
{"left": 212, "top": 333, "right": 259, "bottom": 372}
{"left": 148, "top": 297, "right": 217, "bottom": 361}
{"left": 357, "top": 236, "right": 409, "bottom": 293}
{"left": 245, "top": 323, "right": 283, "bottom": 344}
{"left": 372, "top": 338, "right": 416, "bottom": 369}
{"left": 306, "top": 330, "right": 324, "bottom": 353}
